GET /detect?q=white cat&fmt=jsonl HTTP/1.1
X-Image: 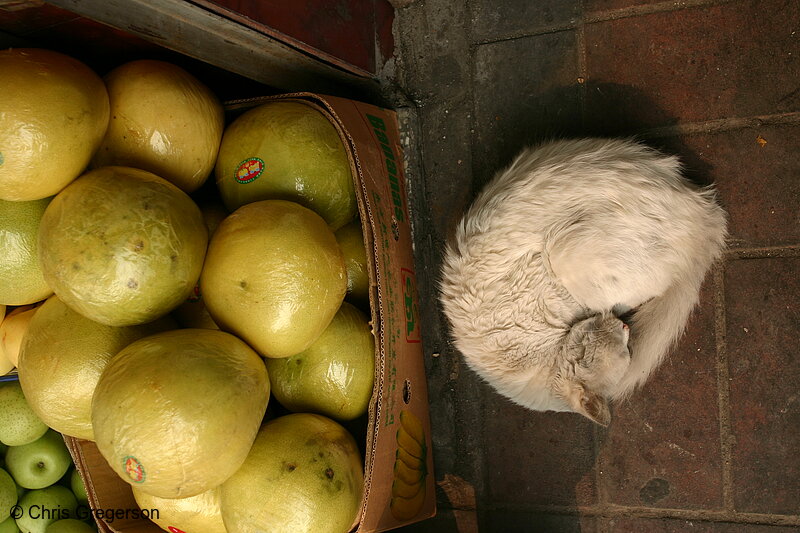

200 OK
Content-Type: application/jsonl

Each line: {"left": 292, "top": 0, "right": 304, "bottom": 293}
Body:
{"left": 439, "top": 138, "right": 727, "bottom": 425}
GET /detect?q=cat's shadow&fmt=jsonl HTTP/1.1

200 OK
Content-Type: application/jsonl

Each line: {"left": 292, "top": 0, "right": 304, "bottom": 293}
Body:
{"left": 470, "top": 81, "right": 714, "bottom": 202}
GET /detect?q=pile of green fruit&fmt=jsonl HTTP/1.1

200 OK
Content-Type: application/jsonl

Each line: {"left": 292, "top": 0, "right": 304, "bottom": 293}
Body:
{"left": 0, "top": 381, "right": 94, "bottom": 533}
{"left": 0, "top": 47, "right": 379, "bottom": 533}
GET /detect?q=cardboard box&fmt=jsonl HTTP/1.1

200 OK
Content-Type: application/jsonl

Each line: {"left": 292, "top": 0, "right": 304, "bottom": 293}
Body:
{"left": 65, "top": 93, "right": 435, "bottom": 532}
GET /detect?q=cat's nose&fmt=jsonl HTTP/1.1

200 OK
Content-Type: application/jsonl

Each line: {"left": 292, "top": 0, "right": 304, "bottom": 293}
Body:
{"left": 622, "top": 323, "right": 629, "bottom": 330}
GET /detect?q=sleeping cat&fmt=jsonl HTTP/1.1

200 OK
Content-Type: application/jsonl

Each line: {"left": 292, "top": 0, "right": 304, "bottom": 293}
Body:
{"left": 439, "top": 138, "right": 727, "bottom": 425}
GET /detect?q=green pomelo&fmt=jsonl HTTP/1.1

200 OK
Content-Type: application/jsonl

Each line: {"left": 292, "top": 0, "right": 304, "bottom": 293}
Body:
{"left": 132, "top": 485, "right": 226, "bottom": 533}
{"left": 220, "top": 413, "right": 364, "bottom": 533}
{"left": 200, "top": 200, "right": 346, "bottom": 358}
{"left": 0, "top": 198, "right": 53, "bottom": 306}
{"left": 91, "top": 329, "right": 269, "bottom": 498}
{"left": 91, "top": 60, "right": 224, "bottom": 193}
{"left": 265, "top": 302, "right": 375, "bottom": 421}
{"left": 214, "top": 100, "right": 356, "bottom": 230}
{"left": 334, "top": 221, "right": 370, "bottom": 307}
{"left": 0, "top": 48, "right": 109, "bottom": 202}
{"left": 18, "top": 295, "right": 175, "bottom": 441}
{"left": 37, "top": 166, "right": 208, "bottom": 326}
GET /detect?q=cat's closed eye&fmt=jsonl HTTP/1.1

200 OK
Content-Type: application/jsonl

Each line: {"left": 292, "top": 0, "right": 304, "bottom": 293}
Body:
{"left": 621, "top": 321, "right": 631, "bottom": 346}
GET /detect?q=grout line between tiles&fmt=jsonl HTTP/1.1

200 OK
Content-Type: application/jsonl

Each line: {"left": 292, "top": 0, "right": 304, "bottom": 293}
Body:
{"left": 471, "top": 23, "right": 579, "bottom": 47}
{"left": 579, "top": 11, "right": 604, "bottom": 526}
{"left": 592, "top": 423, "right": 603, "bottom": 509}
{"left": 584, "top": 0, "right": 739, "bottom": 25}
{"left": 576, "top": 11, "right": 588, "bottom": 131}
{"left": 640, "top": 112, "right": 800, "bottom": 139}
{"left": 488, "top": 502, "right": 800, "bottom": 526}
{"left": 725, "top": 244, "right": 800, "bottom": 259}
{"left": 462, "top": 3, "right": 492, "bottom": 526}
{"left": 712, "top": 263, "right": 735, "bottom": 511}
{"left": 470, "top": 0, "right": 737, "bottom": 46}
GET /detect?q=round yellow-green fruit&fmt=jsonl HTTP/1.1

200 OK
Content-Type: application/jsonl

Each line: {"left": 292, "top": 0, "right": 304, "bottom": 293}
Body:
{"left": 37, "top": 166, "right": 207, "bottom": 326}
{"left": 200, "top": 200, "right": 346, "bottom": 358}
{"left": 0, "top": 48, "right": 109, "bottom": 201}
{"left": 214, "top": 100, "right": 356, "bottom": 230}
{"left": 0, "top": 198, "right": 53, "bottom": 305}
{"left": 132, "top": 485, "right": 226, "bottom": 533}
{"left": 91, "top": 59, "right": 224, "bottom": 193}
{"left": 18, "top": 295, "right": 175, "bottom": 441}
{"left": 91, "top": 328, "right": 269, "bottom": 498}
{"left": 335, "top": 221, "right": 370, "bottom": 306}
{"left": 220, "top": 413, "right": 364, "bottom": 533}
{"left": 265, "top": 302, "right": 375, "bottom": 421}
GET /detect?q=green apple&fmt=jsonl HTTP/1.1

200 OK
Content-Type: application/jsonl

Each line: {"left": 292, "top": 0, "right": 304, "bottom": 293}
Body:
{"left": 44, "top": 519, "right": 94, "bottom": 533}
{"left": 0, "top": 516, "right": 18, "bottom": 533}
{"left": 16, "top": 486, "right": 77, "bottom": 533}
{"left": 68, "top": 471, "right": 87, "bottom": 505}
{"left": 0, "top": 467, "right": 16, "bottom": 514}
{"left": 6, "top": 431, "right": 72, "bottom": 490}
{"left": 0, "top": 382, "right": 48, "bottom": 446}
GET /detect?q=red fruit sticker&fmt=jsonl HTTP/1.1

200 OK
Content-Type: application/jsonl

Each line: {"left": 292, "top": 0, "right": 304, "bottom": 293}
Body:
{"left": 168, "top": 528, "right": 186, "bottom": 533}
{"left": 123, "top": 456, "right": 145, "bottom": 483}
{"left": 187, "top": 284, "right": 201, "bottom": 302}
{"left": 235, "top": 157, "right": 265, "bottom": 184}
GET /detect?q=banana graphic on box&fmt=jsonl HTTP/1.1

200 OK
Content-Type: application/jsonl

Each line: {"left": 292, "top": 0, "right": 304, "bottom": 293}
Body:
{"left": 390, "top": 410, "right": 428, "bottom": 521}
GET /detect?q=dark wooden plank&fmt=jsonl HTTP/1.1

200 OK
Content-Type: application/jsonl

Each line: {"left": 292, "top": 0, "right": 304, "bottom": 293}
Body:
{"left": 40, "top": 0, "right": 385, "bottom": 103}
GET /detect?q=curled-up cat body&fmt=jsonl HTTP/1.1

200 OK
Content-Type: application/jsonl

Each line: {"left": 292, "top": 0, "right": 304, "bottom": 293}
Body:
{"left": 439, "top": 138, "right": 727, "bottom": 425}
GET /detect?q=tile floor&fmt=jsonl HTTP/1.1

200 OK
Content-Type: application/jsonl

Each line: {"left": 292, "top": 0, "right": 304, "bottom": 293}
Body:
{"left": 388, "top": 0, "right": 800, "bottom": 531}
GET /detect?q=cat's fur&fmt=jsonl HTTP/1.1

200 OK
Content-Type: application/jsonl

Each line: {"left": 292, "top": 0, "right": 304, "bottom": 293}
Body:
{"left": 439, "top": 138, "right": 727, "bottom": 425}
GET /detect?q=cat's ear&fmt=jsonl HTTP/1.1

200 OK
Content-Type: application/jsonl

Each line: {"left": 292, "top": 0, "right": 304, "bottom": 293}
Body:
{"left": 562, "top": 381, "right": 611, "bottom": 426}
